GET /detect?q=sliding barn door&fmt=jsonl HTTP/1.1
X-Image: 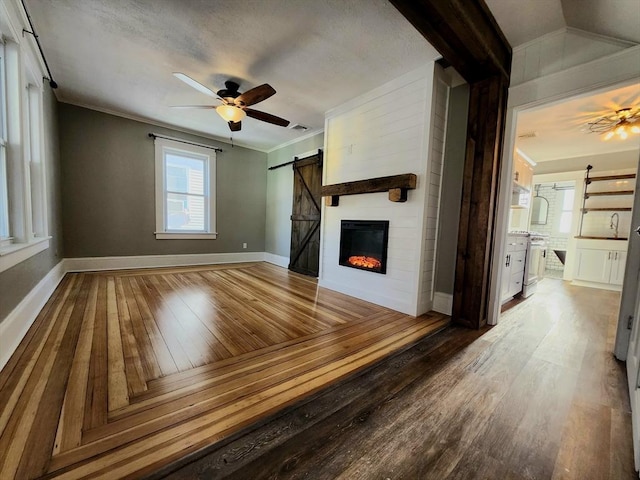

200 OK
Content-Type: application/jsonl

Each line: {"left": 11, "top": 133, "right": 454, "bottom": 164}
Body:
{"left": 289, "top": 151, "right": 323, "bottom": 277}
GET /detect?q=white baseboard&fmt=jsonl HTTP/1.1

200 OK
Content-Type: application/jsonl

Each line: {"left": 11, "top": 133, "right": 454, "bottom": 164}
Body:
{"left": 263, "top": 252, "right": 290, "bottom": 268}
{"left": 433, "top": 291, "right": 453, "bottom": 315}
{"left": 570, "top": 279, "right": 622, "bottom": 292}
{"left": 0, "top": 260, "right": 66, "bottom": 372}
{"left": 65, "top": 252, "right": 266, "bottom": 272}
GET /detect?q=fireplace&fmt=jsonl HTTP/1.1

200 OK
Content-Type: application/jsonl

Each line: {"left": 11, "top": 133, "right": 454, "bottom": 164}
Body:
{"left": 339, "top": 220, "right": 389, "bottom": 274}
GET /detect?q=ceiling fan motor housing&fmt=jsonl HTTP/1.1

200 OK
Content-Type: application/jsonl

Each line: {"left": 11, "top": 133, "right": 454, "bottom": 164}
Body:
{"left": 217, "top": 80, "right": 241, "bottom": 101}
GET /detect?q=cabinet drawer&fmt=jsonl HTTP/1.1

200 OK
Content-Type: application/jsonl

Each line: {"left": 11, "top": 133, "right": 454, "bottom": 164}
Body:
{"left": 510, "top": 250, "right": 526, "bottom": 274}
{"left": 509, "top": 271, "right": 524, "bottom": 296}
{"left": 506, "top": 237, "right": 528, "bottom": 252}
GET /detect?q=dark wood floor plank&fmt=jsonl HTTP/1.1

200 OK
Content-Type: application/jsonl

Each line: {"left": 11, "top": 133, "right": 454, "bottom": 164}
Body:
{"left": 551, "top": 401, "right": 612, "bottom": 480}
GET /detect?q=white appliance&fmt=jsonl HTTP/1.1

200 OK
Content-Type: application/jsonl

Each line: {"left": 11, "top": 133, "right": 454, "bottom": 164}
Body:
{"left": 522, "top": 233, "right": 548, "bottom": 298}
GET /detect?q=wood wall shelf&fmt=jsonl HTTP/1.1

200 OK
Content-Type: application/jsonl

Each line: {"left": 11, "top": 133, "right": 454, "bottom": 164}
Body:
{"left": 585, "top": 173, "right": 636, "bottom": 184}
{"left": 585, "top": 190, "right": 634, "bottom": 198}
{"left": 575, "top": 235, "right": 628, "bottom": 241}
{"left": 321, "top": 173, "right": 417, "bottom": 206}
{"left": 581, "top": 207, "right": 632, "bottom": 212}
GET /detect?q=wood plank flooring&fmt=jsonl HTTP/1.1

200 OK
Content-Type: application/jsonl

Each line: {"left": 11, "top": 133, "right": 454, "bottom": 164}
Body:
{"left": 0, "top": 262, "right": 449, "bottom": 479}
{"left": 160, "top": 277, "right": 636, "bottom": 480}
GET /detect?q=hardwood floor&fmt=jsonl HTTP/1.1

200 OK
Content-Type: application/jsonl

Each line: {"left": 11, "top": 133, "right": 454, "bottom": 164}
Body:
{"left": 0, "top": 262, "right": 449, "bottom": 479}
{"left": 160, "top": 278, "right": 635, "bottom": 480}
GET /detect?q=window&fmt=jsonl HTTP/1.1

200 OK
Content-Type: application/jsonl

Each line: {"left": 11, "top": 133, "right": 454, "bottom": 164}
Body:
{"left": 154, "top": 138, "right": 217, "bottom": 239}
{"left": 0, "top": 12, "right": 51, "bottom": 273}
{"left": 0, "top": 41, "right": 9, "bottom": 243}
{"left": 557, "top": 188, "right": 575, "bottom": 234}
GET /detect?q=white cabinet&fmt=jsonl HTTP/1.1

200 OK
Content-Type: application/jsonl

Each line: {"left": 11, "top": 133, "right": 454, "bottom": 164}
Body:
{"left": 501, "top": 235, "right": 527, "bottom": 303}
{"left": 610, "top": 250, "right": 627, "bottom": 286}
{"left": 574, "top": 248, "right": 626, "bottom": 287}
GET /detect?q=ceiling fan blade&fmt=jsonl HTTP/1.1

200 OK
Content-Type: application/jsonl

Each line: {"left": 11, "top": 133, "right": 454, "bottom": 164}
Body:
{"left": 173, "top": 72, "right": 218, "bottom": 98}
{"left": 170, "top": 105, "right": 217, "bottom": 109}
{"left": 228, "top": 121, "right": 242, "bottom": 132}
{"left": 234, "top": 84, "right": 276, "bottom": 106}
{"left": 245, "top": 108, "right": 290, "bottom": 127}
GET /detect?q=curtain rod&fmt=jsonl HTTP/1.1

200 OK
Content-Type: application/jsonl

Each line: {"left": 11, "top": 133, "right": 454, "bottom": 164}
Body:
{"left": 148, "top": 133, "right": 223, "bottom": 152}
{"left": 21, "top": 0, "right": 57, "bottom": 88}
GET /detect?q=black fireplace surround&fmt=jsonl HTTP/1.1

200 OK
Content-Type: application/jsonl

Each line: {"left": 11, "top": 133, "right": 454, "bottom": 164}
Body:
{"left": 339, "top": 220, "right": 390, "bottom": 274}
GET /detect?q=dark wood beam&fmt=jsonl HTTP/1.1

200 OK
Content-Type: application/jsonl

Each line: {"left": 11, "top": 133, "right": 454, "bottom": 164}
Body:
{"left": 389, "top": 0, "right": 511, "bottom": 83}
{"left": 390, "top": 0, "right": 511, "bottom": 328}
{"left": 321, "top": 174, "right": 417, "bottom": 206}
{"left": 453, "top": 76, "right": 508, "bottom": 328}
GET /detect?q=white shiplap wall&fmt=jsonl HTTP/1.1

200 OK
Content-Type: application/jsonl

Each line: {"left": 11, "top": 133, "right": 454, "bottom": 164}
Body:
{"left": 418, "top": 70, "right": 450, "bottom": 314}
{"left": 319, "top": 63, "right": 445, "bottom": 316}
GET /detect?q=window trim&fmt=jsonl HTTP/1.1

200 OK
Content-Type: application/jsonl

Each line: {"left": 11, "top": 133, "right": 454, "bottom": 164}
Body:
{"left": 0, "top": 9, "right": 51, "bottom": 271}
{"left": 554, "top": 186, "right": 575, "bottom": 237}
{"left": 154, "top": 138, "right": 217, "bottom": 240}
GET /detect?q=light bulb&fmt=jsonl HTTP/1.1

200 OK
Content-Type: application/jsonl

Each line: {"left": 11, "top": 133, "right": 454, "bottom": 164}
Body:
{"left": 216, "top": 105, "right": 246, "bottom": 123}
{"left": 603, "top": 131, "right": 614, "bottom": 140}
{"left": 619, "top": 129, "right": 628, "bottom": 139}
{"left": 615, "top": 124, "right": 625, "bottom": 134}
{"left": 632, "top": 126, "right": 640, "bottom": 134}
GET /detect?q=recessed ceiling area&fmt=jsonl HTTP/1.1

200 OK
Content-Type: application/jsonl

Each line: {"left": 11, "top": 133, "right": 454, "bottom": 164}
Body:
{"left": 515, "top": 81, "right": 640, "bottom": 165}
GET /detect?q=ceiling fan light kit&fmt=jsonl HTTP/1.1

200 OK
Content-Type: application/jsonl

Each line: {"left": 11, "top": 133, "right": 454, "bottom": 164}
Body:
{"left": 172, "top": 74, "right": 289, "bottom": 132}
{"left": 586, "top": 107, "right": 640, "bottom": 141}
{"left": 216, "top": 105, "right": 246, "bottom": 123}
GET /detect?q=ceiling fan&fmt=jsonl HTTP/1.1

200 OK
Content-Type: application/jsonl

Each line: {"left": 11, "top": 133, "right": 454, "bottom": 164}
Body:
{"left": 172, "top": 73, "right": 290, "bottom": 132}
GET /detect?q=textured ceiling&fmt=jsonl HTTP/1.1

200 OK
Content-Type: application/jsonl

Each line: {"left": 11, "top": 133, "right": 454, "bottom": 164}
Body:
{"left": 23, "top": 0, "right": 640, "bottom": 152}
{"left": 23, "top": 0, "right": 440, "bottom": 151}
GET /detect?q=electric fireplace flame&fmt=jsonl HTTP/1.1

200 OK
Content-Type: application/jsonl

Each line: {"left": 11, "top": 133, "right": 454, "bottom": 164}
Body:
{"left": 339, "top": 220, "right": 389, "bottom": 274}
{"left": 347, "top": 256, "right": 382, "bottom": 270}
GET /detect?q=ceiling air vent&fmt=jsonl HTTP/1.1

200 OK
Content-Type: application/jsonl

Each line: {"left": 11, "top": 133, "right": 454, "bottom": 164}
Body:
{"left": 517, "top": 131, "right": 538, "bottom": 139}
{"left": 289, "top": 124, "right": 309, "bottom": 131}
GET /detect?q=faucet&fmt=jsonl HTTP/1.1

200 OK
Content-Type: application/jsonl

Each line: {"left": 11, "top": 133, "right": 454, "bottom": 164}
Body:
{"left": 610, "top": 213, "right": 619, "bottom": 238}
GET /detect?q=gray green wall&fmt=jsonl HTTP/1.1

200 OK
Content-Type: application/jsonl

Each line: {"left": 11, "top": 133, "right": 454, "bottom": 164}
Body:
{"left": 59, "top": 104, "right": 267, "bottom": 257}
{"left": 0, "top": 85, "right": 64, "bottom": 322}
{"left": 265, "top": 133, "right": 324, "bottom": 258}
{"left": 434, "top": 84, "right": 469, "bottom": 295}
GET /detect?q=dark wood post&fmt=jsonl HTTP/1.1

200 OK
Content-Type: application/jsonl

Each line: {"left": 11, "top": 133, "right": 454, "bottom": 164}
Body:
{"left": 389, "top": 0, "right": 511, "bottom": 328}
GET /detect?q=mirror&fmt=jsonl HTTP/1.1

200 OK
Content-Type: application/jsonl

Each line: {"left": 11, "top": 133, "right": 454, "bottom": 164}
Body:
{"left": 531, "top": 196, "right": 549, "bottom": 225}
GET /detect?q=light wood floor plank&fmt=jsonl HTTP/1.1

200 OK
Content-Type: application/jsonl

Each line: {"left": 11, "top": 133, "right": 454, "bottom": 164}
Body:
{"left": 0, "top": 263, "right": 447, "bottom": 479}
{"left": 106, "top": 277, "right": 129, "bottom": 411}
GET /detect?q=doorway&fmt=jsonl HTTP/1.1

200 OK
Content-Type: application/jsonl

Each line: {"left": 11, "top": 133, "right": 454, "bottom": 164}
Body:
{"left": 289, "top": 151, "right": 323, "bottom": 277}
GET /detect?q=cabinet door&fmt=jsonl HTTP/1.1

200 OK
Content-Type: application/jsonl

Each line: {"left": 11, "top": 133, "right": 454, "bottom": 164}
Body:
{"left": 574, "top": 248, "right": 612, "bottom": 283}
{"left": 610, "top": 250, "right": 627, "bottom": 286}
{"left": 508, "top": 270, "right": 524, "bottom": 297}
{"left": 501, "top": 254, "right": 512, "bottom": 302}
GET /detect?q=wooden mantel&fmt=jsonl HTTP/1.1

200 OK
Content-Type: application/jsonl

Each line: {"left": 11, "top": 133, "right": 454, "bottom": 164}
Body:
{"left": 321, "top": 173, "right": 417, "bottom": 206}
